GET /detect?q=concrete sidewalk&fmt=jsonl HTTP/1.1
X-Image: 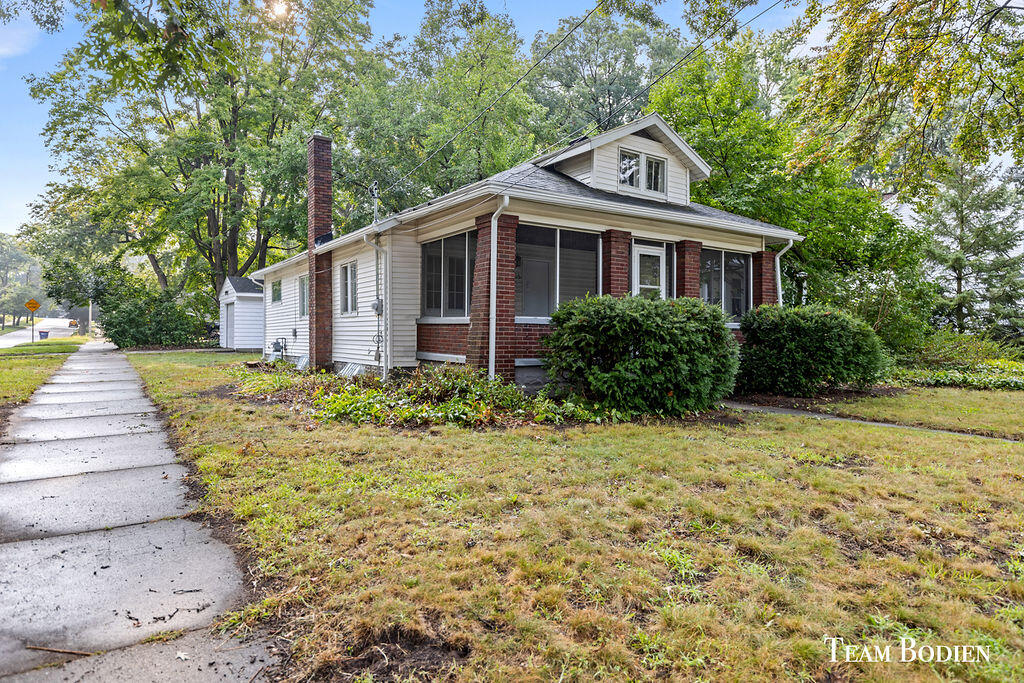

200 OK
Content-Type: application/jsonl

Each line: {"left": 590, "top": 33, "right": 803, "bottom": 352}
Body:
{"left": 0, "top": 342, "right": 275, "bottom": 680}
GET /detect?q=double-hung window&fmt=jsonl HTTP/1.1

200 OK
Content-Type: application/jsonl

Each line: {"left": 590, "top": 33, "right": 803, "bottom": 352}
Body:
{"left": 619, "top": 148, "right": 667, "bottom": 196}
{"left": 271, "top": 280, "right": 282, "bottom": 303}
{"left": 700, "top": 249, "right": 751, "bottom": 321}
{"left": 338, "top": 262, "right": 357, "bottom": 314}
{"left": 298, "top": 275, "right": 309, "bottom": 318}
{"left": 515, "top": 225, "right": 599, "bottom": 320}
{"left": 420, "top": 230, "right": 477, "bottom": 318}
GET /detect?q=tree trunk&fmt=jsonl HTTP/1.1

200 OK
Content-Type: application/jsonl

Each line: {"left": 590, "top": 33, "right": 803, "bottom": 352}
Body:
{"left": 147, "top": 254, "right": 169, "bottom": 290}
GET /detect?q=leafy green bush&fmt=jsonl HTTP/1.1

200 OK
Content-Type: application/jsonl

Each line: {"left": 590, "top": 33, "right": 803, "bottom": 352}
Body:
{"left": 737, "top": 305, "right": 886, "bottom": 397}
{"left": 542, "top": 296, "right": 739, "bottom": 414}
{"left": 312, "top": 365, "right": 608, "bottom": 427}
{"left": 902, "top": 329, "right": 1022, "bottom": 368}
{"left": 99, "top": 289, "right": 204, "bottom": 348}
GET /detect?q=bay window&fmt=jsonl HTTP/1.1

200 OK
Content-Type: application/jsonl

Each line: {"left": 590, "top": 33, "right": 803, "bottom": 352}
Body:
{"left": 421, "top": 230, "right": 477, "bottom": 318}
{"left": 700, "top": 249, "right": 751, "bottom": 321}
{"left": 515, "top": 225, "right": 599, "bottom": 319}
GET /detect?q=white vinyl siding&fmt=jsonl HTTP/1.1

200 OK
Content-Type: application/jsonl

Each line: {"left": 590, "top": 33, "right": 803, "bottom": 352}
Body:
{"left": 555, "top": 152, "right": 592, "bottom": 185}
{"left": 329, "top": 238, "right": 391, "bottom": 367}
{"left": 263, "top": 261, "right": 309, "bottom": 357}
{"left": 388, "top": 230, "right": 421, "bottom": 367}
{"left": 592, "top": 134, "right": 689, "bottom": 205}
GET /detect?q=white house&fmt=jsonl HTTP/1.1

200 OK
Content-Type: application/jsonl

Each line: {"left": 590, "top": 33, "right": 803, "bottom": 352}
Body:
{"left": 250, "top": 113, "right": 803, "bottom": 385}
{"left": 218, "top": 277, "right": 264, "bottom": 352}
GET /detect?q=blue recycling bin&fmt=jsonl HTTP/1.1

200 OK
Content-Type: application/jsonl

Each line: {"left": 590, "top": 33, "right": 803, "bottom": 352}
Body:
{"left": 38, "top": 331, "right": 49, "bottom": 340}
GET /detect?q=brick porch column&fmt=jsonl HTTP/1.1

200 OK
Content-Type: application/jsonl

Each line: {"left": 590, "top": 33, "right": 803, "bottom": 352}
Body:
{"left": 307, "top": 134, "right": 333, "bottom": 370}
{"left": 752, "top": 250, "right": 777, "bottom": 306}
{"left": 467, "top": 212, "right": 518, "bottom": 379}
{"left": 675, "top": 239, "right": 701, "bottom": 298}
{"left": 601, "top": 229, "right": 631, "bottom": 296}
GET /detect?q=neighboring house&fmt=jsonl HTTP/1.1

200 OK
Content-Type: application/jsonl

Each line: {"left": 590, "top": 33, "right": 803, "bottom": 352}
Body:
{"left": 218, "top": 277, "right": 264, "bottom": 352}
{"left": 250, "top": 113, "right": 803, "bottom": 385}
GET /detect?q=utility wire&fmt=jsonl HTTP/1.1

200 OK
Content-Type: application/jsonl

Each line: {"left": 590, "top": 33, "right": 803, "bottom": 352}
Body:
{"left": 393, "top": 0, "right": 788, "bottom": 235}
{"left": 382, "top": 0, "right": 608, "bottom": 195}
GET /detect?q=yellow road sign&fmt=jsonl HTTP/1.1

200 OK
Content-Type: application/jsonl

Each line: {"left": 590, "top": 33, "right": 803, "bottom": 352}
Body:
{"left": 24, "top": 299, "right": 40, "bottom": 313}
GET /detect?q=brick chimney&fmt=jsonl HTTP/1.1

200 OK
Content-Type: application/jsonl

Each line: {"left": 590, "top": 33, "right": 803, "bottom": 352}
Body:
{"left": 307, "top": 133, "right": 333, "bottom": 370}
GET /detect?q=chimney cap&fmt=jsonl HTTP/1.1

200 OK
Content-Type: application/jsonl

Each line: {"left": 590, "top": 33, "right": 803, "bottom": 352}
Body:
{"left": 308, "top": 131, "right": 332, "bottom": 142}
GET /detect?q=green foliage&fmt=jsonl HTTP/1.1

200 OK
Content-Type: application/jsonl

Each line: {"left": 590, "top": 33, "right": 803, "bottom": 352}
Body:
{"left": 311, "top": 365, "right": 605, "bottom": 427}
{"left": 917, "top": 160, "right": 1024, "bottom": 337}
{"left": 889, "top": 361, "right": 1024, "bottom": 392}
{"left": 542, "top": 295, "right": 739, "bottom": 414}
{"left": 737, "top": 305, "right": 886, "bottom": 397}
{"left": 905, "top": 329, "right": 1022, "bottom": 368}
{"left": 99, "top": 288, "right": 204, "bottom": 348}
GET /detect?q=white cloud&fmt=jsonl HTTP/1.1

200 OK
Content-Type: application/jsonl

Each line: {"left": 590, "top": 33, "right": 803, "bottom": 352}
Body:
{"left": 0, "top": 20, "right": 41, "bottom": 61}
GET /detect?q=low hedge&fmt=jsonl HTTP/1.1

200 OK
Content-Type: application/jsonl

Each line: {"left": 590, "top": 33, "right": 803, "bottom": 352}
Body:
{"left": 737, "top": 305, "right": 885, "bottom": 397}
{"left": 542, "top": 295, "right": 739, "bottom": 415}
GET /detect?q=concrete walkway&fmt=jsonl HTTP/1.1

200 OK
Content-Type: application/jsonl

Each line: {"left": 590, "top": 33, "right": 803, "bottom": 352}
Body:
{"left": 0, "top": 342, "right": 274, "bottom": 679}
{"left": 723, "top": 400, "right": 1022, "bottom": 443}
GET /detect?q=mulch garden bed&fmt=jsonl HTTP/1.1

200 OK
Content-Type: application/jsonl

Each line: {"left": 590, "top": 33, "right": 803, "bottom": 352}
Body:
{"left": 732, "top": 385, "right": 906, "bottom": 412}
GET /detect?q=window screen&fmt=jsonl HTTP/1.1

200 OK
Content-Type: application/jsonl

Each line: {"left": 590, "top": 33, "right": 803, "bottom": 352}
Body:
{"left": 515, "top": 225, "right": 556, "bottom": 317}
{"left": 558, "top": 230, "right": 599, "bottom": 304}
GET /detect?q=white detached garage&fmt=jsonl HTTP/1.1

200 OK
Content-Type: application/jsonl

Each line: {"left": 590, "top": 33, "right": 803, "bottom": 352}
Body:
{"left": 219, "top": 277, "right": 264, "bottom": 351}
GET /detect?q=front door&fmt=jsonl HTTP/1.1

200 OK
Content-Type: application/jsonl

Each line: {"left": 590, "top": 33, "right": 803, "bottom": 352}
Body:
{"left": 632, "top": 245, "right": 665, "bottom": 299}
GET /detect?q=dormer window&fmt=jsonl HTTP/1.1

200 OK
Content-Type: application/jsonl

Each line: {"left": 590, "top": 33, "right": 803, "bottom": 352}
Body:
{"left": 619, "top": 150, "right": 640, "bottom": 188}
{"left": 619, "top": 148, "right": 667, "bottom": 196}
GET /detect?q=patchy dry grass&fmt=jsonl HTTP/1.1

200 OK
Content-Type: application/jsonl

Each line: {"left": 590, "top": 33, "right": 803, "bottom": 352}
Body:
{"left": 130, "top": 352, "right": 1024, "bottom": 681}
{"left": 0, "top": 354, "right": 68, "bottom": 404}
{"left": 815, "top": 388, "right": 1024, "bottom": 440}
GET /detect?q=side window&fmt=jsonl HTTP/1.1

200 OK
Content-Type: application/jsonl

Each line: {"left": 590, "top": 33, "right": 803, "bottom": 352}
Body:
{"left": 619, "top": 150, "right": 640, "bottom": 188}
{"left": 298, "top": 275, "right": 309, "bottom": 317}
{"left": 271, "top": 280, "right": 282, "bottom": 303}
{"left": 339, "top": 262, "right": 358, "bottom": 314}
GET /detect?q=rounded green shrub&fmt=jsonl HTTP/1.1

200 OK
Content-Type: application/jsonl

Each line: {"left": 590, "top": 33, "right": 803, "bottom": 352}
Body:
{"left": 737, "top": 305, "right": 885, "bottom": 397}
{"left": 542, "top": 295, "right": 739, "bottom": 415}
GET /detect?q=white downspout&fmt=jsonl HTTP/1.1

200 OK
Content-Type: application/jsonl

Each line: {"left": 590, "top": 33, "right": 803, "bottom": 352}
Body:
{"left": 363, "top": 230, "right": 389, "bottom": 379}
{"left": 775, "top": 239, "right": 793, "bottom": 306}
{"left": 489, "top": 195, "right": 510, "bottom": 380}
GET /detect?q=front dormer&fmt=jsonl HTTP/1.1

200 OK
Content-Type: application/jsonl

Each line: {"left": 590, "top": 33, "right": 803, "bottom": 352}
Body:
{"left": 536, "top": 112, "right": 711, "bottom": 206}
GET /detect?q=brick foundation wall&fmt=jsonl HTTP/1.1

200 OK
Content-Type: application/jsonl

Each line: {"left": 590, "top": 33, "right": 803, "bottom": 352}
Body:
{"left": 466, "top": 212, "right": 518, "bottom": 379}
{"left": 676, "top": 240, "right": 701, "bottom": 298}
{"left": 515, "top": 323, "right": 550, "bottom": 359}
{"left": 417, "top": 323, "right": 469, "bottom": 357}
{"left": 752, "top": 250, "right": 777, "bottom": 307}
{"left": 601, "top": 229, "right": 631, "bottom": 296}
{"left": 307, "top": 134, "right": 333, "bottom": 370}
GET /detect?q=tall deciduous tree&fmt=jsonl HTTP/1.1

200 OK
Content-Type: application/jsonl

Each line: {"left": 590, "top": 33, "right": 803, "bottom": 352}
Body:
{"left": 527, "top": 13, "right": 686, "bottom": 135}
{"left": 918, "top": 160, "right": 1024, "bottom": 335}
{"left": 676, "top": 0, "right": 1024, "bottom": 192}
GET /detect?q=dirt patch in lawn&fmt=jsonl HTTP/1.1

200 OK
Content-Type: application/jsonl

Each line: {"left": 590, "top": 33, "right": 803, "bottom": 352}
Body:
{"left": 732, "top": 386, "right": 907, "bottom": 411}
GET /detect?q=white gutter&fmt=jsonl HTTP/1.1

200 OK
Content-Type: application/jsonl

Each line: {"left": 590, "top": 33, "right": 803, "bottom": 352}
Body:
{"left": 363, "top": 230, "right": 390, "bottom": 379}
{"left": 775, "top": 239, "right": 793, "bottom": 306}
{"left": 489, "top": 195, "right": 510, "bottom": 379}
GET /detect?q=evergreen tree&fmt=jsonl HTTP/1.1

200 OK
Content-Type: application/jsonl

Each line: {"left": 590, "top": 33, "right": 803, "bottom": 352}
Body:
{"left": 918, "top": 161, "right": 1024, "bottom": 336}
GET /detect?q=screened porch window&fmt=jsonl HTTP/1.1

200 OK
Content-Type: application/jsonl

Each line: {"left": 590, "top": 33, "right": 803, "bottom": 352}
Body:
{"left": 421, "top": 230, "right": 477, "bottom": 318}
{"left": 515, "top": 225, "right": 599, "bottom": 319}
{"left": 700, "top": 249, "right": 751, "bottom": 321}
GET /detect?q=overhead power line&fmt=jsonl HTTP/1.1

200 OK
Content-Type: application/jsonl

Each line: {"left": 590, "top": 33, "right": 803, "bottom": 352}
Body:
{"left": 382, "top": 0, "right": 608, "bottom": 195}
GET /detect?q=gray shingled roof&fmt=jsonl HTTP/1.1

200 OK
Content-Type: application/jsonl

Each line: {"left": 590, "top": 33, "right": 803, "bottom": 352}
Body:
{"left": 491, "top": 163, "right": 789, "bottom": 235}
{"left": 226, "top": 276, "right": 263, "bottom": 294}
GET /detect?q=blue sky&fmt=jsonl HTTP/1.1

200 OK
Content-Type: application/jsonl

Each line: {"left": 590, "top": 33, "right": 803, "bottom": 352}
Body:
{"left": 0, "top": 0, "right": 799, "bottom": 234}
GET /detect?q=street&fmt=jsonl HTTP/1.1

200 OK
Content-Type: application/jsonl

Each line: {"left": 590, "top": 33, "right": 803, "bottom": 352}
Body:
{"left": 0, "top": 319, "right": 75, "bottom": 349}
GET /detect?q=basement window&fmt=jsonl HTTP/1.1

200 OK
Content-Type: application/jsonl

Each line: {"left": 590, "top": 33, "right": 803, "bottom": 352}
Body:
{"left": 338, "top": 262, "right": 357, "bottom": 314}
{"left": 420, "top": 230, "right": 478, "bottom": 319}
{"left": 700, "top": 249, "right": 751, "bottom": 321}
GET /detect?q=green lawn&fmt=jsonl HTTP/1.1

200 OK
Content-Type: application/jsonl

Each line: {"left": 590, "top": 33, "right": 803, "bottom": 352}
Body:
{"left": 130, "top": 352, "right": 1024, "bottom": 682}
{"left": 0, "top": 335, "right": 88, "bottom": 357}
{"left": 0, "top": 355, "right": 69, "bottom": 404}
{"left": 813, "top": 387, "right": 1024, "bottom": 440}
{"left": 0, "top": 323, "right": 27, "bottom": 336}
